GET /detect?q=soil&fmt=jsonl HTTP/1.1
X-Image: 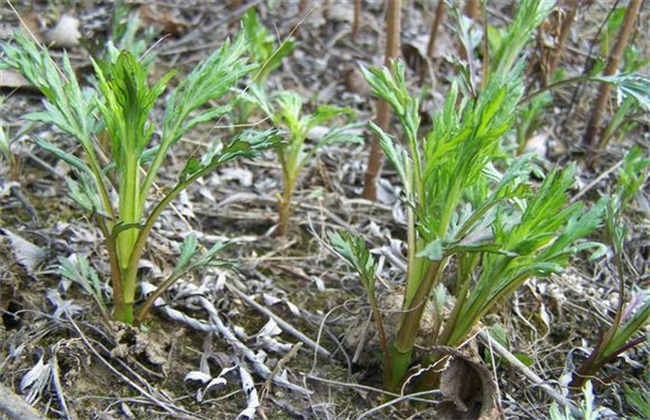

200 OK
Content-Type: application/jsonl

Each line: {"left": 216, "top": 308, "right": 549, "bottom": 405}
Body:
{"left": 1, "top": 1, "right": 648, "bottom": 419}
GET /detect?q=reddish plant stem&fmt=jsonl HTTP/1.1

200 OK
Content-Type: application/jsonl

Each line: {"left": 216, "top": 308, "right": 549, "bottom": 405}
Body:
{"left": 583, "top": 0, "right": 642, "bottom": 148}
{"left": 464, "top": 0, "right": 479, "bottom": 20}
{"left": 459, "top": 0, "right": 479, "bottom": 62}
{"left": 419, "top": 0, "right": 445, "bottom": 84}
{"left": 363, "top": 0, "right": 401, "bottom": 201}
{"left": 426, "top": 0, "right": 446, "bottom": 60}
{"left": 352, "top": 0, "right": 362, "bottom": 40}
{"left": 229, "top": 0, "right": 242, "bottom": 32}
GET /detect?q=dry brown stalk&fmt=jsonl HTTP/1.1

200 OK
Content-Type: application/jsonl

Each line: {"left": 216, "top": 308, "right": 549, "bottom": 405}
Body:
{"left": 353, "top": 0, "right": 362, "bottom": 39}
{"left": 229, "top": 0, "right": 242, "bottom": 31}
{"left": 459, "top": 0, "right": 479, "bottom": 61}
{"left": 464, "top": 0, "right": 479, "bottom": 20}
{"left": 583, "top": 0, "right": 642, "bottom": 148}
{"left": 363, "top": 0, "right": 402, "bottom": 201}
{"left": 547, "top": 0, "right": 579, "bottom": 83}
{"left": 426, "top": 0, "right": 447, "bottom": 60}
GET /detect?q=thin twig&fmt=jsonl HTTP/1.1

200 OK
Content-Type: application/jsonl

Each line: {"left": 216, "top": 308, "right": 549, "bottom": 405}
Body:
{"left": 570, "top": 159, "right": 624, "bottom": 203}
{"left": 357, "top": 388, "right": 443, "bottom": 419}
{"left": 225, "top": 282, "right": 332, "bottom": 358}
{"left": 65, "top": 313, "right": 200, "bottom": 418}
{"left": 304, "top": 374, "right": 440, "bottom": 404}
{"left": 477, "top": 330, "right": 582, "bottom": 418}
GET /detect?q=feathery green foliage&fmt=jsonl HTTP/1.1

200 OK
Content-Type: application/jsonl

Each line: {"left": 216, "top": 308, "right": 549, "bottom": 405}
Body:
{"left": 491, "top": 0, "right": 555, "bottom": 75}
{"left": 2, "top": 31, "right": 282, "bottom": 324}
{"left": 243, "top": 8, "right": 295, "bottom": 83}
{"left": 258, "top": 91, "right": 362, "bottom": 235}
{"left": 229, "top": 9, "right": 296, "bottom": 130}
{"left": 331, "top": 2, "right": 605, "bottom": 391}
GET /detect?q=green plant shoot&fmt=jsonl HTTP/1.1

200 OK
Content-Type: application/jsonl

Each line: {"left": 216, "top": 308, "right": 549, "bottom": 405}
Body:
{"left": 243, "top": 8, "right": 295, "bottom": 84}
{"left": 2, "top": 31, "right": 282, "bottom": 325}
{"left": 229, "top": 9, "right": 296, "bottom": 130}
{"left": 260, "top": 91, "right": 363, "bottom": 235}
{"left": 331, "top": 55, "right": 604, "bottom": 391}
{"left": 570, "top": 147, "right": 650, "bottom": 390}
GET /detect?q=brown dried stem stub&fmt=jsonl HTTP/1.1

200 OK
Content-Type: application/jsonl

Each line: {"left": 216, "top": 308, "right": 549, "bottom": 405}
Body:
{"left": 363, "top": 0, "right": 402, "bottom": 201}
{"left": 583, "top": 0, "right": 643, "bottom": 148}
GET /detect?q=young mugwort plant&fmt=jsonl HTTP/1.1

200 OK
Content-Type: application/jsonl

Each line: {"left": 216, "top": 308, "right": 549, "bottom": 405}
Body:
{"left": 330, "top": 0, "right": 606, "bottom": 393}
{"left": 251, "top": 90, "right": 363, "bottom": 235}
{"left": 1, "top": 31, "right": 282, "bottom": 325}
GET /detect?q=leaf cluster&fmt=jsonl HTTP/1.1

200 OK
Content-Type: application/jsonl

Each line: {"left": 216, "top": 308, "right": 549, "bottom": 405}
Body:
{"left": 242, "top": 8, "right": 295, "bottom": 83}
{"left": 333, "top": 55, "right": 605, "bottom": 390}
{"left": 1, "top": 30, "right": 281, "bottom": 323}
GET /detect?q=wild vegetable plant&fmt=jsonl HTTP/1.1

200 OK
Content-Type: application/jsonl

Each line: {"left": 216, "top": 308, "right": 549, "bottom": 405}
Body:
{"left": 82, "top": 1, "right": 157, "bottom": 70}
{"left": 549, "top": 381, "right": 606, "bottom": 420}
{"left": 332, "top": 3, "right": 590, "bottom": 393}
{"left": 256, "top": 91, "right": 362, "bottom": 235}
{"left": 1, "top": 31, "right": 281, "bottom": 325}
{"left": 570, "top": 147, "right": 650, "bottom": 390}
{"left": 598, "top": 46, "right": 650, "bottom": 148}
{"left": 516, "top": 90, "right": 552, "bottom": 154}
{"left": 332, "top": 57, "right": 605, "bottom": 392}
{"left": 243, "top": 9, "right": 295, "bottom": 84}
{"left": 624, "top": 374, "right": 650, "bottom": 420}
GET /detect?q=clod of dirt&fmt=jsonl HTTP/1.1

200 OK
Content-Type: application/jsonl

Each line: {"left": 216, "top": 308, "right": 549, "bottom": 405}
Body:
{"left": 2, "top": 300, "right": 23, "bottom": 330}
{"left": 110, "top": 324, "right": 170, "bottom": 372}
{"left": 344, "top": 65, "right": 371, "bottom": 97}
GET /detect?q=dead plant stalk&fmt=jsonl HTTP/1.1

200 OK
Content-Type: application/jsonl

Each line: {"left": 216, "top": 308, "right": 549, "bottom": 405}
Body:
{"left": 583, "top": 0, "right": 642, "bottom": 148}
{"left": 363, "top": 0, "right": 401, "bottom": 201}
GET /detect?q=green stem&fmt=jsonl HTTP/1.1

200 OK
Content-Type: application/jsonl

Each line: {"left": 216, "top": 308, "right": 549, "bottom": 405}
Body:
{"left": 448, "top": 270, "right": 527, "bottom": 347}
{"left": 439, "top": 178, "right": 462, "bottom": 237}
{"left": 139, "top": 118, "right": 184, "bottom": 212}
{"left": 278, "top": 150, "right": 297, "bottom": 236}
{"left": 278, "top": 177, "right": 295, "bottom": 236}
{"left": 129, "top": 153, "right": 246, "bottom": 324}
{"left": 80, "top": 134, "right": 116, "bottom": 223}
{"left": 519, "top": 73, "right": 593, "bottom": 105}
{"left": 96, "top": 215, "right": 127, "bottom": 322}
{"left": 389, "top": 260, "right": 443, "bottom": 390}
{"left": 367, "top": 292, "right": 392, "bottom": 390}
{"left": 116, "top": 153, "right": 142, "bottom": 323}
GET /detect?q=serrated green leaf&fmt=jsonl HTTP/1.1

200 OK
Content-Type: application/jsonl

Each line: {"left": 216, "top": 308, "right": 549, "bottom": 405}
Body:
{"left": 35, "top": 138, "right": 94, "bottom": 178}
{"left": 368, "top": 121, "right": 409, "bottom": 188}
{"left": 329, "top": 231, "right": 378, "bottom": 289}
{"left": 173, "top": 233, "right": 198, "bottom": 275}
